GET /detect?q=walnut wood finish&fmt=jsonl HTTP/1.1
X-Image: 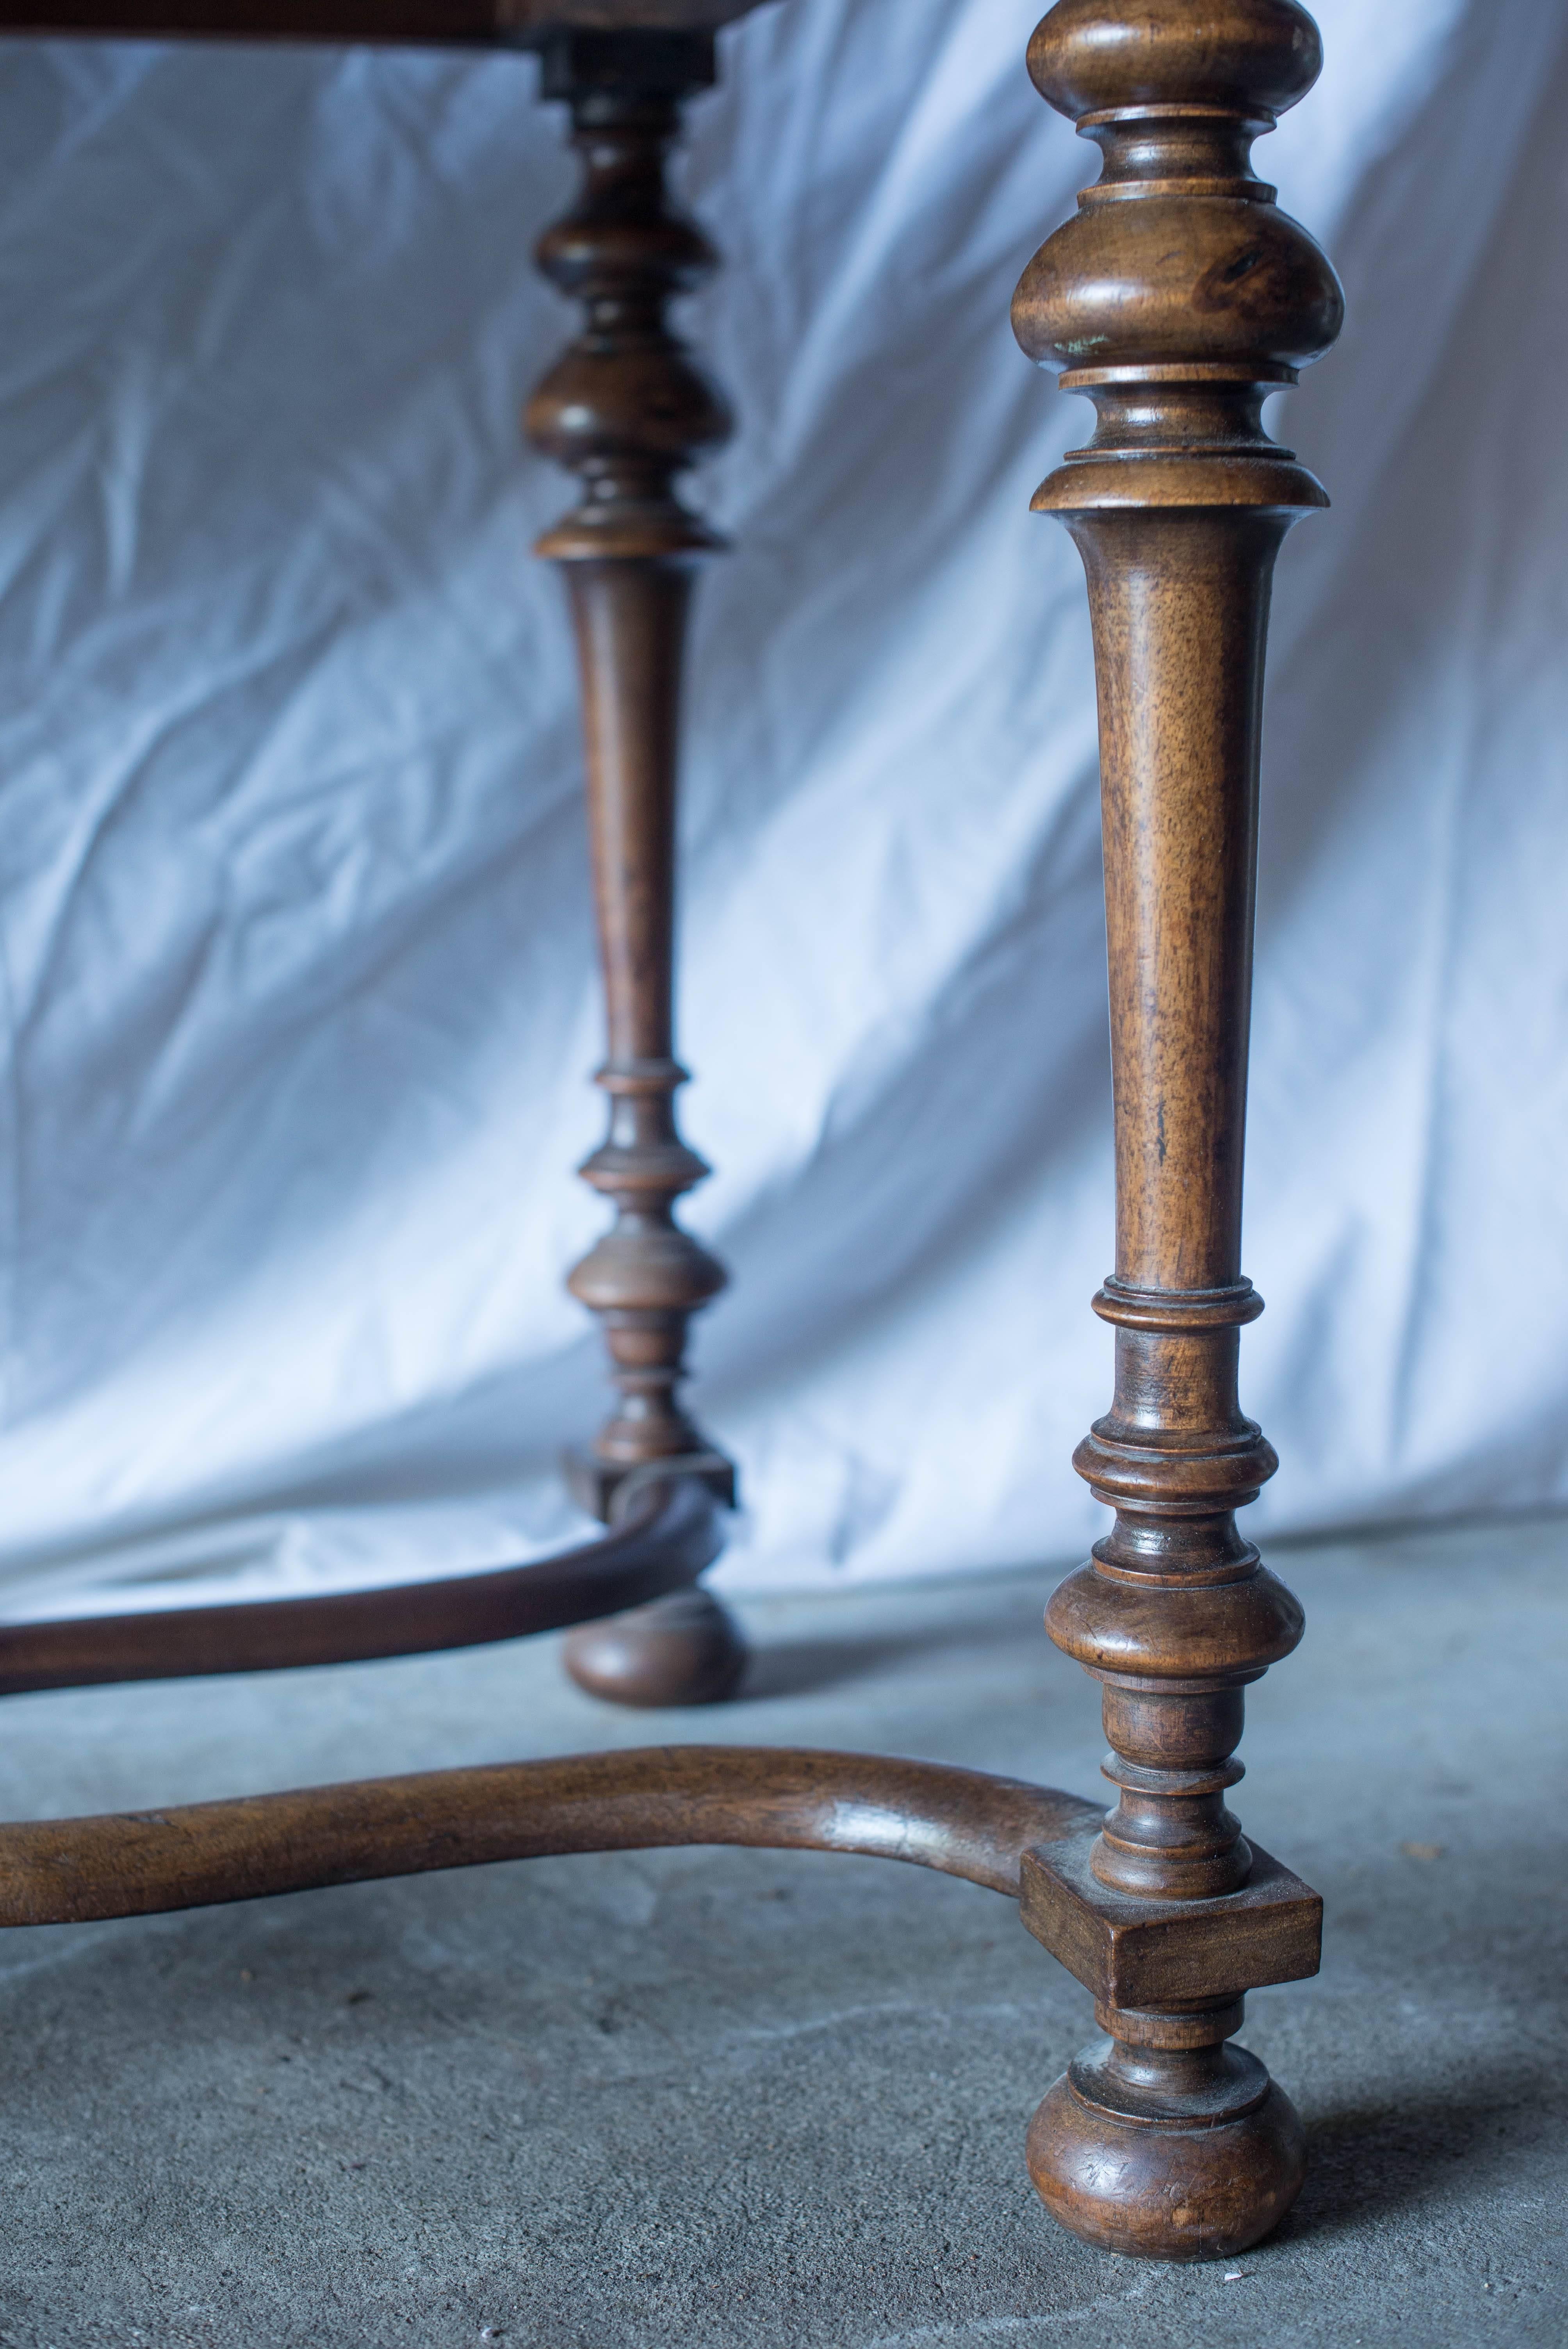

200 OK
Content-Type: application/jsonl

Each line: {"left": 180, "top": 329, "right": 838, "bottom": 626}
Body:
{"left": 1010, "top": 0, "right": 1343, "bottom": 2261}
{"left": 0, "top": 1749, "right": 1101, "bottom": 1925}
{"left": 0, "top": 0, "right": 768, "bottom": 45}
{"left": 527, "top": 30, "right": 747, "bottom": 1702}
{"left": 0, "top": 1474, "right": 719, "bottom": 1696}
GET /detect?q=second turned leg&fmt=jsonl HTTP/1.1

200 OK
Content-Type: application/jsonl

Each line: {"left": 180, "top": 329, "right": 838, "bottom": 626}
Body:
{"left": 527, "top": 29, "right": 744, "bottom": 1707}
{"left": 1009, "top": 0, "right": 1343, "bottom": 2259}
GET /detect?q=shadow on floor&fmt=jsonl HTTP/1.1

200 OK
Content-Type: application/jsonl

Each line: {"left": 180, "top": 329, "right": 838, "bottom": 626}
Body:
{"left": 731, "top": 1583, "right": 1057, "bottom": 1704}
{"left": 738, "top": 1631, "right": 948, "bottom": 1701}
{"left": 723, "top": 1569, "right": 1066, "bottom": 1700}
{"left": 1286, "top": 2067, "right": 1560, "bottom": 2243}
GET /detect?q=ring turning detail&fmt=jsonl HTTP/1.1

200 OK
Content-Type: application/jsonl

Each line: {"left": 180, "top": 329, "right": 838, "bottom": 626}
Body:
{"left": 1013, "top": 0, "right": 1342, "bottom": 2260}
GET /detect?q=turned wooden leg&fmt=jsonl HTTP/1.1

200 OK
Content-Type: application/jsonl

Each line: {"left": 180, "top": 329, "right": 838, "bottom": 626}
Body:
{"left": 527, "top": 30, "right": 745, "bottom": 1707}
{"left": 1010, "top": 0, "right": 1343, "bottom": 2259}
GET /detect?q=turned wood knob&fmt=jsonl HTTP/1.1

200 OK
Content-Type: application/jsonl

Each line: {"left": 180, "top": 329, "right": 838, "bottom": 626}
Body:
{"left": 560, "top": 1585, "right": 747, "bottom": 1707}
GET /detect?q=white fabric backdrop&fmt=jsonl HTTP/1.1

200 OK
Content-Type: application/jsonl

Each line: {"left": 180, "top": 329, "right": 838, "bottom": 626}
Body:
{"left": 0, "top": 0, "right": 1563, "bottom": 1619}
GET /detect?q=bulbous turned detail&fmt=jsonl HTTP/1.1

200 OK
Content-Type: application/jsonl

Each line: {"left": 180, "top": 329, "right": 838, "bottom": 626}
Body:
{"left": 1015, "top": 0, "right": 1341, "bottom": 2259}
{"left": 1012, "top": 0, "right": 1342, "bottom": 510}
{"left": 1029, "top": 2005, "right": 1308, "bottom": 2261}
{"left": 526, "top": 32, "right": 732, "bottom": 563}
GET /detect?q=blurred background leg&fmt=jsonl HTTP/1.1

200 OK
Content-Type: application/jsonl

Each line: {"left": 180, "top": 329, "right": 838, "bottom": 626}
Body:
{"left": 526, "top": 28, "right": 745, "bottom": 1706}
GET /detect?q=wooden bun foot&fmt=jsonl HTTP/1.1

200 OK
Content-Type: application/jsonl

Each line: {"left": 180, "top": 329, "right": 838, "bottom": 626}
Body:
{"left": 561, "top": 1586, "right": 747, "bottom": 1707}
{"left": 1027, "top": 2033, "right": 1306, "bottom": 2262}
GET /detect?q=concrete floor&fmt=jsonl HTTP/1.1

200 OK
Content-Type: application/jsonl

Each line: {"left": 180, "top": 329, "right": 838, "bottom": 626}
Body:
{"left": 0, "top": 1512, "right": 1563, "bottom": 2348}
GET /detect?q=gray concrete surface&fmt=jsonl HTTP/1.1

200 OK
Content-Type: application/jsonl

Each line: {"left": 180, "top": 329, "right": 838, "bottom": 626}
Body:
{"left": 0, "top": 1511, "right": 1563, "bottom": 2348}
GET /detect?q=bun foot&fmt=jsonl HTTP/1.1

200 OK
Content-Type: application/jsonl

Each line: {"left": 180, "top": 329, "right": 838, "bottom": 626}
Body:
{"left": 1027, "top": 2034, "right": 1306, "bottom": 2262}
{"left": 561, "top": 1586, "right": 747, "bottom": 1707}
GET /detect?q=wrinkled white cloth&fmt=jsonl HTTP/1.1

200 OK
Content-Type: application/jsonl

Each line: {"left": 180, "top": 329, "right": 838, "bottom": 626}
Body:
{"left": 0, "top": 0, "right": 1562, "bottom": 1619}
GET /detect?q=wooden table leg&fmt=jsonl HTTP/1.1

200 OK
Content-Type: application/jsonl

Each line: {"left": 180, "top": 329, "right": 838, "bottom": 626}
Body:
{"left": 1010, "top": 0, "right": 1344, "bottom": 2259}
{"left": 526, "top": 28, "right": 745, "bottom": 1706}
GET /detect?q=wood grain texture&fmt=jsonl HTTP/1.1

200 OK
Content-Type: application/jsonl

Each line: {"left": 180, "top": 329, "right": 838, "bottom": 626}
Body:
{"left": 0, "top": 1474, "right": 720, "bottom": 1696}
{"left": 1011, "top": 0, "right": 1342, "bottom": 2260}
{"left": 0, "top": 1748, "right": 1102, "bottom": 1925}
{"left": 0, "top": 0, "right": 768, "bottom": 48}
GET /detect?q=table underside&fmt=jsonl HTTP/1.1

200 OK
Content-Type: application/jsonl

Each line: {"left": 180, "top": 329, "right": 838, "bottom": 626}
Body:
{"left": 0, "top": 0, "right": 771, "bottom": 43}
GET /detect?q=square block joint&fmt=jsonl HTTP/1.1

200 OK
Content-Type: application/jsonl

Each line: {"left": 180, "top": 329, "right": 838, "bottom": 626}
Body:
{"left": 1020, "top": 1818, "right": 1322, "bottom": 2009}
